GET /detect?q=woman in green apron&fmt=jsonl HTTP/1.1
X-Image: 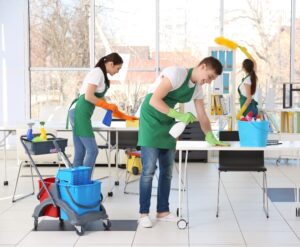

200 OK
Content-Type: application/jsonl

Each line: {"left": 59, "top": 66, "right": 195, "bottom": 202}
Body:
{"left": 137, "top": 57, "right": 229, "bottom": 228}
{"left": 68, "top": 53, "right": 124, "bottom": 170}
{"left": 236, "top": 59, "right": 258, "bottom": 120}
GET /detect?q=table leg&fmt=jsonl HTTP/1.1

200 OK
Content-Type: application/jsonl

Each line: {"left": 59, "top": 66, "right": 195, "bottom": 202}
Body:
{"left": 107, "top": 131, "right": 113, "bottom": 197}
{"left": 114, "top": 131, "right": 120, "bottom": 186}
{"left": 178, "top": 150, "right": 182, "bottom": 218}
{"left": 2, "top": 131, "right": 9, "bottom": 186}
{"left": 296, "top": 149, "right": 300, "bottom": 216}
{"left": 177, "top": 150, "right": 188, "bottom": 229}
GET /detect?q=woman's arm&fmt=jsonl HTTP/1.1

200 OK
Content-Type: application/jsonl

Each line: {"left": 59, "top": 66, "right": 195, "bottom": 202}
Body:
{"left": 84, "top": 84, "right": 101, "bottom": 104}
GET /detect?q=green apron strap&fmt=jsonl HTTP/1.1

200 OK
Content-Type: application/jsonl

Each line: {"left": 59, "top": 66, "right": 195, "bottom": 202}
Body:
{"left": 65, "top": 97, "right": 79, "bottom": 129}
{"left": 238, "top": 75, "right": 258, "bottom": 116}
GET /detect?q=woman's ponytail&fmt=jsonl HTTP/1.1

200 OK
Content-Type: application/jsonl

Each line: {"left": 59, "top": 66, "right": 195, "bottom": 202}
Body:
{"left": 95, "top": 53, "right": 123, "bottom": 88}
{"left": 242, "top": 59, "right": 257, "bottom": 95}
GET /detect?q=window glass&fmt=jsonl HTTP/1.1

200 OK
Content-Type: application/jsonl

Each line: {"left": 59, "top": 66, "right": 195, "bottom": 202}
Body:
{"left": 160, "top": 0, "right": 220, "bottom": 68}
{"left": 30, "top": 71, "right": 86, "bottom": 120}
{"left": 29, "top": 0, "right": 90, "bottom": 67}
{"left": 224, "top": 0, "right": 291, "bottom": 104}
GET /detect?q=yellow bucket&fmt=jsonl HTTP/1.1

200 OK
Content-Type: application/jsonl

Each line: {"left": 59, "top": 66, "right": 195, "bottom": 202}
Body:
{"left": 127, "top": 154, "right": 142, "bottom": 175}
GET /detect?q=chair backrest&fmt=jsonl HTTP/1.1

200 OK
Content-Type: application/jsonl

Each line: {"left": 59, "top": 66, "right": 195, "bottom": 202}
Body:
{"left": 219, "top": 131, "right": 265, "bottom": 171}
{"left": 110, "top": 130, "right": 139, "bottom": 150}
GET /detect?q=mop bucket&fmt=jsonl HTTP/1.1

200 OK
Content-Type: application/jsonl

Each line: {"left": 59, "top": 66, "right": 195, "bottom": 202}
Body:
{"left": 56, "top": 166, "right": 92, "bottom": 185}
{"left": 237, "top": 120, "right": 269, "bottom": 147}
{"left": 37, "top": 177, "right": 60, "bottom": 217}
{"left": 58, "top": 180, "right": 101, "bottom": 220}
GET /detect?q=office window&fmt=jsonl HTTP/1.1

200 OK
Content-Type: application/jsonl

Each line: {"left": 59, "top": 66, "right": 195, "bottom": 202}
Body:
{"left": 29, "top": 0, "right": 90, "bottom": 68}
{"left": 296, "top": 4, "right": 300, "bottom": 82}
{"left": 159, "top": 0, "right": 220, "bottom": 68}
{"left": 224, "top": 0, "right": 291, "bottom": 104}
{"left": 30, "top": 71, "right": 86, "bottom": 121}
{"left": 29, "top": 0, "right": 155, "bottom": 119}
{"left": 94, "top": 0, "right": 156, "bottom": 114}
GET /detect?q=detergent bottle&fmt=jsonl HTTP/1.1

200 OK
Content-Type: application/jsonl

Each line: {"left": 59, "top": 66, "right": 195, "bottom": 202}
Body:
{"left": 26, "top": 122, "right": 34, "bottom": 141}
{"left": 245, "top": 111, "right": 253, "bottom": 121}
{"left": 40, "top": 121, "right": 47, "bottom": 140}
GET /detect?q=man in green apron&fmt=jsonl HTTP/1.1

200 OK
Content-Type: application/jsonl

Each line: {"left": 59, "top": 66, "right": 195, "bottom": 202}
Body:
{"left": 236, "top": 59, "right": 258, "bottom": 120}
{"left": 137, "top": 56, "right": 229, "bottom": 228}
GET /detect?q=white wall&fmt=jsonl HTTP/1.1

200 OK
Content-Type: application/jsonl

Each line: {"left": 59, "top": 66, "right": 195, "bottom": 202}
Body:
{"left": 0, "top": 0, "right": 28, "bottom": 126}
{"left": 0, "top": 0, "right": 28, "bottom": 148}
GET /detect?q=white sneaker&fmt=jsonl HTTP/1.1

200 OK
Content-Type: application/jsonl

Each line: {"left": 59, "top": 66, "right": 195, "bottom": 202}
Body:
{"left": 139, "top": 215, "right": 153, "bottom": 228}
{"left": 156, "top": 213, "right": 178, "bottom": 222}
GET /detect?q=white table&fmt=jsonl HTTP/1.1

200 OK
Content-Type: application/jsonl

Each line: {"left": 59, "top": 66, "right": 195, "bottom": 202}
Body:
{"left": 176, "top": 140, "right": 300, "bottom": 229}
{"left": 0, "top": 127, "right": 17, "bottom": 185}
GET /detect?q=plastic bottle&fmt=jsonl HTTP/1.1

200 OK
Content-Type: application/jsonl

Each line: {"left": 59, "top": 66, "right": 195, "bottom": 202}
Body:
{"left": 26, "top": 122, "right": 34, "bottom": 141}
{"left": 40, "top": 121, "right": 47, "bottom": 140}
{"left": 245, "top": 111, "right": 253, "bottom": 121}
{"left": 102, "top": 110, "right": 112, "bottom": 127}
{"left": 169, "top": 122, "right": 187, "bottom": 138}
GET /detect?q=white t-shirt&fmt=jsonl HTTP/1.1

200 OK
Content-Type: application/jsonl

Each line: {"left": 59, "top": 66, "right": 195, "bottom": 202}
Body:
{"left": 79, "top": 67, "right": 106, "bottom": 95}
{"left": 148, "top": 66, "right": 204, "bottom": 100}
{"left": 239, "top": 75, "right": 251, "bottom": 97}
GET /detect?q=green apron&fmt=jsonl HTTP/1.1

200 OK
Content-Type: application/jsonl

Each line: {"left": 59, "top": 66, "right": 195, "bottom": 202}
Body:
{"left": 238, "top": 75, "right": 258, "bottom": 117}
{"left": 68, "top": 86, "right": 108, "bottom": 137}
{"left": 138, "top": 68, "right": 196, "bottom": 149}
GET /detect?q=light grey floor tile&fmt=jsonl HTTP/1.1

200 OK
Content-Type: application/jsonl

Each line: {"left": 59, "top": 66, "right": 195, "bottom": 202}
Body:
{"left": 0, "top": 231, "right": 30, "bottom": 245}
{"left": 75, "top": 231, "right": 135, "bottom": 245}
{"left": 189, "top": 231, "right": 245, "bottom": 245}
{"left": 243, "top": 231, "right": 300, "bottom": 245}
{"left": 133, "top": 223, "right": 188, "bottom": 245}
{"left": 17, "top": 231, "right": 79, "bottom": 245}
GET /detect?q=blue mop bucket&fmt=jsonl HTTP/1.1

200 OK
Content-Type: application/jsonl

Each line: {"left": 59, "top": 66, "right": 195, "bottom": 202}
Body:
{"left": 238, "top": 120, "right": 269, "bottom": 147}
{"left": 58, "top": 180, "right": 101, "bottom": 220}
{"left": 56, "top": 166, "right": 92, "bottom": 185}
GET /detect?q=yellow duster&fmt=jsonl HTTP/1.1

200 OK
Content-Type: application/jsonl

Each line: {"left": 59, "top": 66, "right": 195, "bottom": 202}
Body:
{"left": 214, "top": 36, "right": 254, "bottom": 60}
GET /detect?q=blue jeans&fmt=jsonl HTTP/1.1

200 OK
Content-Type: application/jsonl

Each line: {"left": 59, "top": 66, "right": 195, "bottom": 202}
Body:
{"left": 69, "top": 109, "right": 99, "bottom": 168}
{"left": 139, "top": 146, "right": 175, "bottom": 214}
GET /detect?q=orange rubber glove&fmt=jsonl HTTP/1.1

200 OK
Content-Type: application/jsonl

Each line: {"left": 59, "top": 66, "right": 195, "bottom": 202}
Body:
{"left": 95, "top": 99, "right": 118, "bottom": 112}
{"left": 113, "top": 109, "right": 139, "bottom": 121}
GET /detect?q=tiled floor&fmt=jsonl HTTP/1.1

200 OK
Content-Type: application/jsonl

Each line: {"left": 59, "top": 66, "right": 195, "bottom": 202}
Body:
{"left": 1, "top": 157, "right": 300, "bottom": 246}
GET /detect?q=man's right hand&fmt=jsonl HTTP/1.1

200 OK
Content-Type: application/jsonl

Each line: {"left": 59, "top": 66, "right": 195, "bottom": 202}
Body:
{"left": 167, "top": 108, "right": 197, "bottom": 124}
{"left": 205, "top": 131, "right": 230, "bottom": 146}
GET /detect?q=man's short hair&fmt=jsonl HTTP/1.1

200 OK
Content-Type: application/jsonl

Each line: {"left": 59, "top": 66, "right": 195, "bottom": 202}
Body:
{"left": 198, "top": 56, "right": 223, "bottom": 75}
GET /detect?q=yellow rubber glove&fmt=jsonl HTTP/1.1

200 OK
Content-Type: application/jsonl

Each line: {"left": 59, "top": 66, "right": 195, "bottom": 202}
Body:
{"left": 236, "top": 104, "right": 248, "bottom": 120}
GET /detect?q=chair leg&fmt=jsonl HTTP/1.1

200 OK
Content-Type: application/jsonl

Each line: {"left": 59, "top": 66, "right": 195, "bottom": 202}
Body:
{"left": 263, "top": 171, "right": 269, "bottom": 218}
{"left": 123, "top": 170, "right": 131, "bottom": 194}
{"left": 124, "top": 156, "right": 139, "bottom": 195}
{"left": 216, "top": 171, "right": 221, "bottom": 217}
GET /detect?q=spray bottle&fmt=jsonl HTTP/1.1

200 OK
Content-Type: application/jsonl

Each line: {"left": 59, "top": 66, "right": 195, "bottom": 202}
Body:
{"left": 102, "top": 110, "right": 112, "bottom": 127}
{"left": 169, "top": 122, "right": 187, "bottom": 138}
{"left": 26, "top": 122, "right": 34, "bottom": 141}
